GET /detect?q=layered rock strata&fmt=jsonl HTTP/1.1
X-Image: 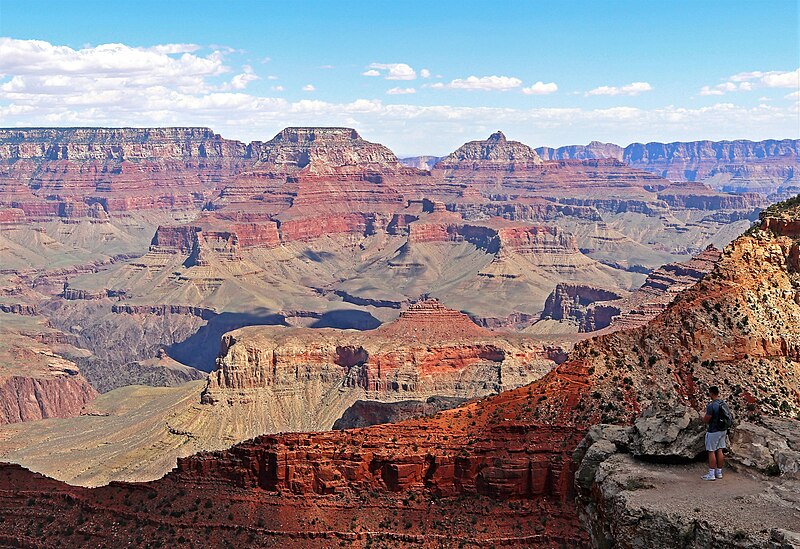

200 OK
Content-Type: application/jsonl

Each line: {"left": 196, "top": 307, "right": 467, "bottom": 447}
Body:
{"left": 201, "top": 299, "right": 562, "bottom": 431}
{"left": 603, "top": 245, "right": 722, "bottom": 331}
{"left": 539, "top": 245, "right": 723, "bottom": 332}
{"left": 536, "top": 138, "right": 799, "bottom": 195}
{"left": 0, "top": 127, "right": 246, "bottom": 216}
{"left": 0, "top": 197, "right": 798, "bottom": 546}
{"left": 539, "top": 284, "right": 623, "bottom": 331}
{"left": 0, "top": 127, "right": 769, "bottom": 229}
{"left": 0, "top": 316, "right": 98, "bottom": 424}
{"left": 435, "top": 130, "right": 544, "bottom": 170}
{"left": 250, "top": 127, "right": 408, "bottom": 174}
{"left": 0, "top": 373, "right": 96, "bottom": 424}
{"left": 331, "top": 396, "right": 467, "bottom": 429}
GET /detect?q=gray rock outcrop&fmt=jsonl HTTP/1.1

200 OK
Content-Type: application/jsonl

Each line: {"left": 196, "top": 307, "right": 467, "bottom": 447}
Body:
{"left": 574, "top": 406, "right": 800, "bottom": 548}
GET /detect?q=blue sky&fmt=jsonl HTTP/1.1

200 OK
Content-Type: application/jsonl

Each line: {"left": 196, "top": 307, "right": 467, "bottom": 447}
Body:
{"left": 0, "top": 0, "right": 798, "bottom": 155}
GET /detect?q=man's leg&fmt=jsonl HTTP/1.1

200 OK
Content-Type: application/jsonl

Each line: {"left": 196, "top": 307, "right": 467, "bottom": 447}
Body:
{"left": 702, "top": 434, "right": 717, "bottom": 480}
{"left": 715, "top": 449, "right": 725, "bottom": 468}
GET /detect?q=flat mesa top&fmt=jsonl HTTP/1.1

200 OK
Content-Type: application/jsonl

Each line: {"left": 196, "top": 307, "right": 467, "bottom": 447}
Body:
{"left": 270, "top": 127, "right": 361, "bottom": 142}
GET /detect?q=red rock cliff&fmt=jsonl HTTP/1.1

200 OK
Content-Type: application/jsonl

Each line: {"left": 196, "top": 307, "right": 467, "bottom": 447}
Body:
{"left": 0, "top": 335, "right": 97, "bottom": 424}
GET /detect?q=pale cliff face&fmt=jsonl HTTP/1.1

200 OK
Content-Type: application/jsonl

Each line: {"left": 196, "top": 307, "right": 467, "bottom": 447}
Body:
{"left": 0, "top": 127, "right": 246, "bottom": 160}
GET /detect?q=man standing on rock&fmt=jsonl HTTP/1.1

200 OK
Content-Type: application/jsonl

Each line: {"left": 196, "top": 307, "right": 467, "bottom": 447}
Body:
{"left": 702, "top": 385, "right": 731, "bottom": 481}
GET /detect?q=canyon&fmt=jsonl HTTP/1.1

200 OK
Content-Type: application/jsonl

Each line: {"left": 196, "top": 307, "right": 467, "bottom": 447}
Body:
{"left": 0, "top": 299, "right": 566, "bottom": 487}
{"left": 201, "top": 299, "right": 562, "bottom": 429}
{"left": 0, "top": 127, "right": 764, "bottom": 401}
{"left": 538, "top": 245, "right": 723, "bottom": 333}
{"left": 0, "top": 194, "right": 798, "bottom": 547}
{"left": 0, "top": 125, "right": 775, "bottom": 475}
{"left": 0, "top": 126, "right": 797, "bottom": 547}
{"left": 408, "top": 137, "right": 799, "bottom": 199}
{"left": 2, "top": 0, "right": 798, "bottom": 544}
{"left": 0, "top": 315, "right": 97, "bottom": 425}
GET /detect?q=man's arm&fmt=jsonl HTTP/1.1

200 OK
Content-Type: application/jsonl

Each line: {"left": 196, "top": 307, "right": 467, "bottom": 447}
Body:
{"left": 703, "top": 413, "right": 712, "bottom": 424}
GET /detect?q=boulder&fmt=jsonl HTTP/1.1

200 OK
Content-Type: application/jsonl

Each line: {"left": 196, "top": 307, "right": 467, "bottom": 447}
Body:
{"left": 629, "top": 403, "right": 706, "bottom": 461}
{"left": 572, "top": 423, "right": 631, "bottom": 464}
{"left": 574, "top": 438, "right": 619, "bottom": 492}
{"left": 731, "top": 420, "right": 800, "bottom": 479}
{"left": 770, "top": 528, "right": 800, "bottom": 549}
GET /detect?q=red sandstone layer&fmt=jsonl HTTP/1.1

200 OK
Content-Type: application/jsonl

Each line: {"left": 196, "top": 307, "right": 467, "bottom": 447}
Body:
{"left": 0, "top": 374, "right": 97, "bottom": 424}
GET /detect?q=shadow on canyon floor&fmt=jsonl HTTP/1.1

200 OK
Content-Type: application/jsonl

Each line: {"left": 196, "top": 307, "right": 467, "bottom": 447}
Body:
{"left": 169, "top": 308, "right": 382, "bottom": 370}
{"left": 168, "top": 310, "right": 287, "bottom": 370}
{"left": 309, "top": 309, "right": 382, "bottom": 330}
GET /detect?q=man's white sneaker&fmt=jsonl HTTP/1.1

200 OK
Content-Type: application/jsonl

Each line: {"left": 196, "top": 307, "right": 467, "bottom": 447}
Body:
{"left": 715, "top": 471, "right": 723, "bottom": 479}
{"left": 701, "top": 472, "right": 716, "bottom": 481}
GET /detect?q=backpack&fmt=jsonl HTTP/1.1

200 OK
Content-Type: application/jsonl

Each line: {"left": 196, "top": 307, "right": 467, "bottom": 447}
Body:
{"left": 715, "top": 400, "right": 734, "bottom": 431}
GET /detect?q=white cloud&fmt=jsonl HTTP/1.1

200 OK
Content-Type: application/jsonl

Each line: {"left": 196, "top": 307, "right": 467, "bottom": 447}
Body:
{"left": 699, "top": 81, "right": 752, "bottom": 96}
{"left": 729, "top": 71, "right": 765, "bottom": 82}
{"left": 0, "top": 37, "right": 229, "bottom": 97}
{"left": 0, "top": 38, "right": 227, "bottom": 81}
{"left": 221, "top": 65, "right": 259, "bottom": 90}
{"left": 420, "top": 69, "right": 431, "bottom": 78}
{"left": 522, "top": 81, "right": 558, "bottom": 95}
{"left": 271, "top": 85, "right": 284, "bottom": 92}
{"left": 386, "top": 87, "right": 415, "bottom": 95}
{"left": 729, "top": 68, "right": 800, "bottom": 88}
{"left": 366, "top": 63, "right": 416, "bottom": 80}
{"left": 699, "top": 86, "right": 724, "bottom": 96}
{"left": 762, "top": 68, "right": 800, "bottom": 88}
{"left": 148, "top": 43, "right": 202, "bottom": 54}
{"left": 586, "top": 82, "right": 653, "bottom": 96}
{"left": 704, "top": 68, "right": 800, "bottom": 95}
{"left": 430, "top": 75, "right": 522, "bottom": 91}
{"left": 302, "top": 84, "right": 316, "bottom": 92}
{"left": 2, "top": 85, "right": 795, "bottom": 155}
